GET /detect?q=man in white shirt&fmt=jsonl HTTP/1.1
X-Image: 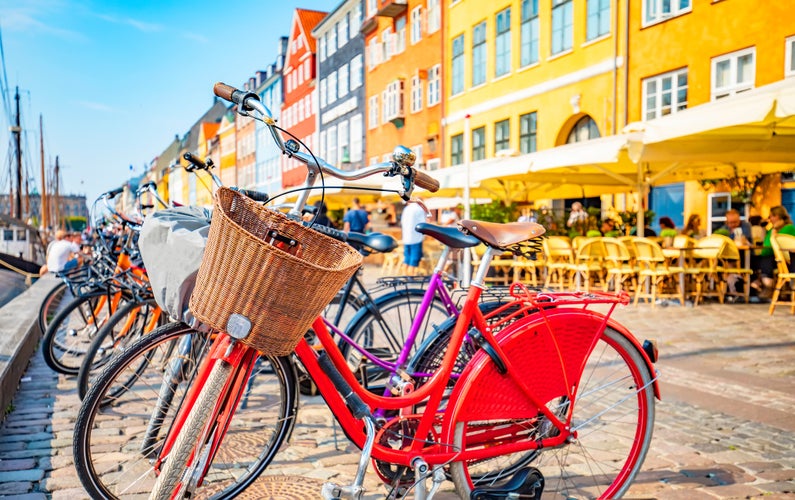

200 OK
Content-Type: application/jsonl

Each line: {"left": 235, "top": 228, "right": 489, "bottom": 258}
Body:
{"left": 44, "top": 230, "right": 81, "bottom": 274}
{"left": 400, "top": 199, "right": 430, "bottom": 275}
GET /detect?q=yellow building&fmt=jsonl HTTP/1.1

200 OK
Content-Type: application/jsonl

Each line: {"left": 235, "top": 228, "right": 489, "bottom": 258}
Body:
{"left": 444, "top": 0, "right": 625, "bottom": 163}
{"left": 627, "top": 0, "right": 795, "bottom": 229}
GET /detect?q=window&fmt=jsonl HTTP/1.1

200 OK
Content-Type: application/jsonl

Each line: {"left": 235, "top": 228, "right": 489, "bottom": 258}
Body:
{"left": 328, "top": 25, "right": 337, "bottom": 56}
{"left": 643, "top": 68, "right": 688, "bottom": 120}
{"left": 350, "top": 114, "right": 363, "bottom": 162}
{"left": 428, "top": 64, "right": 441, "bottom": 106}
{"left": 350, "top": 3, "right": 361, "bottom": 35}
{"left": 368, "top": 95, "right": 379, "bottom": 128}
{"left": 339, "top": 63, "right": 349, "bottom": 98}
{"left": 319, "top": 130, "right": 326, "bottom": 158}
{"left": 452, "top": 34, "right": 465, "bottom": 95}
{"left": 451, "top": 133, "right": 464, "bottom": 165}
{"left": 327, "top": 125, "right": 337, "bottom": 165}
{"left": 351, "top": 55, "right": 363, "bottom": 90}
{"left": 551, "top": 0, "right": 573, "bottom": 55}
{"left": 711, "top": 47, "right": 755, "bottom": 100}
{"left": 413, "top": 144, "right": 424, "bottom": 168}
{"left": 319, "top": 78, "right": 327, "bottom": 108}
{"left": 384, "top": 80, "right": 405, "bottom": 121}
{"left": 587, "top": 0, "right": 610, "bottom": 40}
{"left": 520, "top": 112, "right": 537, "bottom": 153}
{"left": 494, "top": 119, "right": 510, "bottom": 153}
{"left": 368, "top": 38, "right": 379, "bottom": 69}
{"left": 328, "top": 71, "right": 338, "bottom": 104}
{"left": 396, "top": 16, "right": 407, "bottom": 54}
{"left": 472, "top": 126, "right": 486, "bottom": 161}
{"left": 566, "top": 116, "right": 600, "bottom": 143}
{"left": 472, "top": 22, "right": 487, "bottom": 86}
{"left": 338, "top": 120, "right": 350, "bottom": 163}
{"left": 382, "top": 27, "right": 393, "bottom": 61}
{"left": 787, "top": 36, "right": 795, "bottom": 77}
{"left": 520, "top": 0, "right": 539, "bottom": 67}
{"left": 411, "top": 6, "right": 423, "bottom": 45}
{"left": 495, "top": 8, "right": 511, "bottom": 77}
{"left": 319, "top": 35, "right": 327, "bottom": 62}
{"left": 426, "top": 158, "right": 440, "bottom": 170}
{"left": 338, "top": 14, "right": 349, "bottom": 48}
{"left": 411, "top": 75, "right": 423, "bottom": 113}
{"left": 427, "top": 0, "right": 441, "bottom": 33}
{"left": 367, "top": 0, "right": 377, "bottom": 18}
{"left": 644, "top": 0, "right": 691, "bottom": 26}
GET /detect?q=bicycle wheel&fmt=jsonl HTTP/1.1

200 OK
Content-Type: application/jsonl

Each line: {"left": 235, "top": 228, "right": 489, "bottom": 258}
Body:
{"left": 38, "top": 281, "right": 70, "bottom": 334}
{"left": 77, "top": 298, "right": 162, "bottom": 400}
{"left": 448, "top": 326, "right": 656, "bottom": 500}
{"left": 42, "top": 290, "right": 119, "bottom": 375}
{"left": 339, "top": 288, "right": 451, "bottom": 391}
{"left": 74, "top": 322, "right": 298, "bottom": 499}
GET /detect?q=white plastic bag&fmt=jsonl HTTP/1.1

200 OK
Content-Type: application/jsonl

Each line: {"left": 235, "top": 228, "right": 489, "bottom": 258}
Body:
{"left": 138, "top": 206, "right": 211, "bottom": 324}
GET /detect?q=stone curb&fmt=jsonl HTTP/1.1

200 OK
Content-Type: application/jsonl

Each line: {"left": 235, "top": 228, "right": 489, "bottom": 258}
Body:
{"left": 0, "top": 274, "right": 59, "bottom": 418}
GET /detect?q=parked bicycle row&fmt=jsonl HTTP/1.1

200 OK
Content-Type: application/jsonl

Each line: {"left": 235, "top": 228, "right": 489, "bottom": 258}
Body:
{"left": 39, "top": 82, "right": 660, "bottom": 500}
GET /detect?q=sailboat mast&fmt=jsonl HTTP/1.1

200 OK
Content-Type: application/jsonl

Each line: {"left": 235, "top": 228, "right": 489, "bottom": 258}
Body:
{"left": 39, "top": 114, "right": 48, "bottom": 231}
{"left": 12, "top": 85, "right": 22, "bottom": 219}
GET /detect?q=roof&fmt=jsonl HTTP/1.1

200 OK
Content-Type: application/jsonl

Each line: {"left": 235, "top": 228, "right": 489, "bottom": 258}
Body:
{"left": 201, "top": 122, "right": 220, "bottom": 141}
{"left": 294, "top": 8, "right": 328, "bottom": 53}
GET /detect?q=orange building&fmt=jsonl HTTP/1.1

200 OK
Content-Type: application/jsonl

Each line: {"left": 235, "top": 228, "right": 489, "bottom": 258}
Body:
{"left": 282, "top": 8, "right": 328, "bottom": 188}
{"left": 363, "top": 0, "right": 443, "bottom": 170}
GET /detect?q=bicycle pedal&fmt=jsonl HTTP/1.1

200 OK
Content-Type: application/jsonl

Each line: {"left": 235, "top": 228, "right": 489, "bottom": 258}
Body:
{"left": 470, "top": 467, "right": 544, "bottom": 499}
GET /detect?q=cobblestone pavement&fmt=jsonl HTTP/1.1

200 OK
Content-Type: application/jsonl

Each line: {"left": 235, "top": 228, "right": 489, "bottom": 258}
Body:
{"left": 1, "top": 270, "right": 794, "bottom": 499}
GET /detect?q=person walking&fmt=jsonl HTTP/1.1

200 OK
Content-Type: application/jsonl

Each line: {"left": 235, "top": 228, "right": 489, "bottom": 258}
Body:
{"left": 343, "top": 197, "right": 370, "bottom": 233}
{"left": 400, "top": 198, "right": 429, "bottom": 275}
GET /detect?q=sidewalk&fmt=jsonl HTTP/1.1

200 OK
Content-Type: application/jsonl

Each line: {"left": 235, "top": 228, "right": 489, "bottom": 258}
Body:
{"left": 1, "top": 264, "right": 794, "bottom": 499}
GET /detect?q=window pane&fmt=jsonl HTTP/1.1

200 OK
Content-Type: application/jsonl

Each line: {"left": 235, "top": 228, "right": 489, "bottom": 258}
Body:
{"left": 737, "top": 53, "right": 753, "bottom": 84}
{"left": 715, "top": 60, "right": 730, "bottom": 88}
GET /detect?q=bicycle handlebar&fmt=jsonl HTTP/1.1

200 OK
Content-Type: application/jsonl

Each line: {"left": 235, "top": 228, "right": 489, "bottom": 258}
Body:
{"left": 212, "top": 82, "right": 438, "bottom": 209}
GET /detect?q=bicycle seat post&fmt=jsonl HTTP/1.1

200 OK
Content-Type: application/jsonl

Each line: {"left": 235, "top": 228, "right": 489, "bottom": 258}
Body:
{"left": 433, "top": 246, "right": 451, "bottom": 275}
{"left": 471, "top": 246, "right": 498, "bottom": 287}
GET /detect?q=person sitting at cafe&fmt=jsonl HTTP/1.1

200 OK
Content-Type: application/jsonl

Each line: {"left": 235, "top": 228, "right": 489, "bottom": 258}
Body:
{"left": 599, "top": 218, "right": 622, "bottom": 238}
{"left": 718, "top": 209, "right": 752, "bottom": 244}
{"left": 753, "top": 205, "right": 795, "bottom": 297}
{"left": 682, "top": 213, "right": 703, "bottom": 239}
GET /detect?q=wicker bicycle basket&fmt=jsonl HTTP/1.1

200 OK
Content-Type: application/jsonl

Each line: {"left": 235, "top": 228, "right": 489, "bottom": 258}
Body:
{"left": 189, "top": 187, "right": 363, "bottom": 355}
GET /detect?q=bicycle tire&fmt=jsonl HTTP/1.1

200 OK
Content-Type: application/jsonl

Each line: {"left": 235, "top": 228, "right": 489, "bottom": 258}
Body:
{"left": 150, "top": 359, "right": 232, "bottom": 500}
{"left": 339, "top": 287, "right": 451, "bottom": 392}
{"left": 73, "top": 322, "right": 298, "bottom": 499}
{"left": 448, "top": 326, "right": 656, "bottom": 500}
{"left": 38, "top": 281, "right": 70, "bottom": 334}
{"left": 42, "top": 290, "right": 118, "bottom": 375}
{"left": 76, "top": 298, "right": 162, "bottom": 399}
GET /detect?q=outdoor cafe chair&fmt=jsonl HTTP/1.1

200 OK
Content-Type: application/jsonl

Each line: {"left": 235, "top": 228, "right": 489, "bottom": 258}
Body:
{"left": 512, "top": 254, "right": 541, "bottom": 287}
{"left": 687, "top": 235, "right": 727, "bottom": 305}
{"left": 769, "top": 233, "right": 795, "bottom": 315}
{"left": 542, "top": 236, "right": 574, "bottom": 290}
{"left": 567, "top": 237, "right": 606, "bottom": 292}
{"left": 631, "top": 237, "right": 684, "bottom": 307}
{"left": 602, "top": 237, "right": 637, "bottom": 293}
{"left": 713, "top": 234, "right": 754, "bottom": 304}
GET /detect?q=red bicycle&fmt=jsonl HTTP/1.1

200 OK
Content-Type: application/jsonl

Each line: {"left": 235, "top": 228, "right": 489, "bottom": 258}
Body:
{"left": 146, "top": 83, "right": 659, "bottom": 500}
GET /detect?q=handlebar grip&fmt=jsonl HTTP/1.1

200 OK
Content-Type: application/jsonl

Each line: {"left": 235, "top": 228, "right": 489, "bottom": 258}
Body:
{"left": 107, "top": 187, "right": 124, "bottom": 198}
{"left": 183, "top": 152, "right": 208, "bottom": 170}
{"left": 231, "top": 187, "right": 269, "bottom": 203}
{"left": 414, "top": 169, "right": 440, "bottom": 192}
{"left": 213, "top": 82, "right": 237, "bottom": 103}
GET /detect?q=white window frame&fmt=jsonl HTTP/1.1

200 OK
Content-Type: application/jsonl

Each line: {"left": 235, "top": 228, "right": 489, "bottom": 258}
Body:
{"left": 396, "top": 16, "right": 407, "bottom": 54}
{"left": 319, "top": 78, "right": 327, "bottom": 109}
{"left": 642, "top": 68, "right": 688, "bottom": 120}
{"left": 350, "top": 3, "right": 361, "bottom": 36}
{"left": 351, "top": 54, "right": 363, "bottom": 90}
{"left": 328, "top": 70, "right": 338, "bottom": 104}
{"left": 412, "top": 144, "right": 424, "bottom": 168}
{"left": 327, "top": 125, "right": 338, "bottom": 166}
{"left": 338, "top": 15, "right": 349, "bottom": 48}
{"left": 711, "top": 47, "right": 756, "bottom": 100}
{"left": 410, "top": 6, "right": 423, "bottom": 45}
{"left": 328, "top": 25, "right": 337, "bottom": 56}
{"left": 384, "top": 80, "right": 405, "bottom": 122}
{"left": 411, "top": 75, "right": 423, "bottom": 113}
{"left": 426, "top": 158, "right": 441, "bottom": 171}
{"left": 338, "top": 120, "right": 350, "bottom": 163}
{"left": 319, "top": 35, "right": 327, "bottom": 62}
{"left": 428, "top": 64, "right": 441, "bottom": 106}
{"left": 368, "top": 95, "right": 379, "bottom": 129}
{"left": 350, "top": 114, "right": 363, "bottom": 162}
{"left": 786, "top": 36, "right": 795, "bottom": 78}
{"left": 643, "top": 0, "right": 691, "bottom": 27}
{"left": 368, "top": 37, "right": 379, "bottom": 69}
{"left": 451, "top": 34, "right": 465, "bottom": 96}
{"left": 367, "top": 0, "right": 377, "bottom": 18}
{"left": 427, "top": 0, "right": 441, "bottom": 34}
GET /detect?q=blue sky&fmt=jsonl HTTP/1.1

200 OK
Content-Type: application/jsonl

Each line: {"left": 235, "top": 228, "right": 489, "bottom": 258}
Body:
{"left": 0, "top": 0, "right": 334, "bottom": 206}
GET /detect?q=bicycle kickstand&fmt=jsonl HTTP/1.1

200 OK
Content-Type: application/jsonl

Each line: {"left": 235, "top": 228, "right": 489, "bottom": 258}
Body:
{"left": 410, "top": 457, "right": 446, "bottom": 500}
{"left": 321, "top": 416, "right": 377, "bottom": 500}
